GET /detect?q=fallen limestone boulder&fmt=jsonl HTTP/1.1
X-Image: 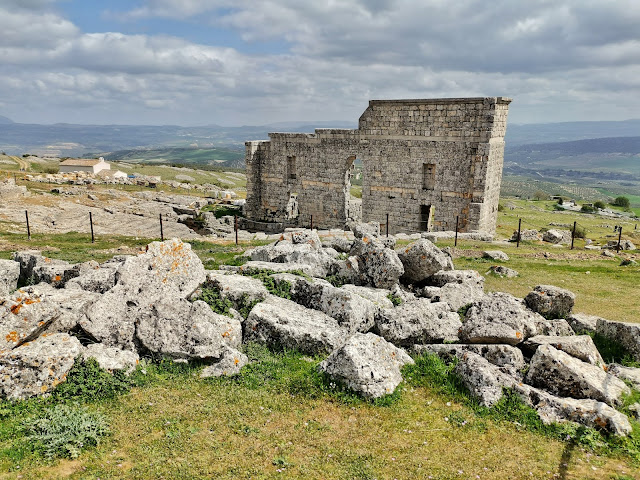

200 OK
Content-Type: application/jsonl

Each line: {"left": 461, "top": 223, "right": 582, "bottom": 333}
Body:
{"left": 511, "top": 229, "right": 540, "bottom": 242}
{"left": 200, "top": 346, "right": 248, "bottom": 378}
{"left": 322, "top": 236, "right": 353, "bottom": 253}
{"left": 605, "top": 239, "right": 636, "bottom": 251}
{"left": 524, "top": 285, "right": 576, "bottom": 319}
{"left": 397, "top": 239, "right": 452, "bottom": 284}
{"left": 115, "top": 238, "right": 205, "bottom": 298}
{"left": 535, "top": 319, "right": 575, "bottom": 337}
{"left": 567, "top": 313, "right": 600, "bottom": 334}
{"left": 458, "top": 293, "right": 540, "bottom": 345}
{"left": 608, "top": 364, "right": 640, "bottom": 391}
{"left": 416, "top": 343, "right": 525, "bottom": 377}
{"left": 522, "top": 335, "right": 604, "bottom": 367}
{"left": 238, "top": 261, "right": 327, "bottom": 279}
{"left": 341, "top": 284, "right": 394, "bottom": 310}
{"left": 455, "top": 352, "right": 631, "bottom": 436}
{"left": 136, "top": 299, "right": 242, "bottom": 360}
{"left": 279, "top": 275, "right": 378, "bottom": 334}
{"left": 81, "top": 239, "right": 207, "bottom": 350}
{"left": 0, "top": 333, "right": 83, "bottom": 400}
{"left": 318, "top": 332, "right": 414, "bottom": 399}
{"left": 543, "top": 229, "right": 571, "bottom": 245}
{"left": 489, "top": 265, "right": 518, "bottom": 278}
{"left": 201, "top": 270, "right": 268, "bottom": 307}
{"left": 244, "top": 295, "right": 346, "bottom": 356}
{"left": 375, "top": 299, "right": 461, "bottom": 347}
{"left": 12, "top": 251, "right": 76, "bottom": 288}
{"left": 0, "top": 259, "right": 19, "bottom": 297}
{"left": 428, "top": 283, "right": 485, "bottom": 312}
{"left": 1, "top": 284, "right": 100, "bottom": 350}
{"left": 525, "top": 344, "right": 629, "bottom": 406}
{"left": 349, "top": 222, "right": 380, "bottom": 239}
{"left": 482, "top": 250, "right": 509, "bottom": 261}
{"left": 596, "top": 319, "right": 640, "bottom": 361}
{"left": 350, "top": 237, "right": 404, "bottom": 289}
{"left": 65, "top": 262, "right": 119, "bottom": 294}
{"left": 425, "top": 270, "right": 484, "bottom": 289}
{"left": 82, "top": 343, "right": 139, "bottom": 374}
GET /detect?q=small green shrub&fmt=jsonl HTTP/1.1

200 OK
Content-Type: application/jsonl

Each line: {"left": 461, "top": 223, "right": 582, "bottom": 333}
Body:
{"left": 247, "top": 270, "right": 292, "bottom": 299}
{"left": 193, "top": 286, "right": 234, "bottom": 317}
{"left": 594, "top": 200, "right": 605, "bottom": 209}
{"left": 386, "top": 292, "right": 403, "bottom": 306}
{"left": 613, "top": 196, "right": 631, "bottom": 209}
{"left": 237, "top": 293, "right": 261, "bottom": 319}
{"left": 581, "top": 204, "right": 596, "bottom": 213}
{"left": 23, "top": 404, "right": 109, "bottom": 459}
{"left": 457, "top": 303, "right": 472, "bottom": 321}
{"left": 325, "top": 275, "right": 349, "bottom": 287}
{"left": 53, "top": 358, "right": 134, "bottom": 402}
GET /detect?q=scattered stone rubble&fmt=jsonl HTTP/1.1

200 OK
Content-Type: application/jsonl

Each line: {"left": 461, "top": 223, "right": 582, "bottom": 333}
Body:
{"left": 1, "top": 225, "right": 639, "bottom": 437}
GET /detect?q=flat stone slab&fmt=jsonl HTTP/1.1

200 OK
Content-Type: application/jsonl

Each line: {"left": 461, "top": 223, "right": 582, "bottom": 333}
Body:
{"left": 244, "top": 295, "right": 346, "bottom": 356}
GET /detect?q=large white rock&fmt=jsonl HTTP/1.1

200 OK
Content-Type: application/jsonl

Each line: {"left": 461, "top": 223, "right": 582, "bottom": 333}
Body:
{"left": 396, "top": 239, "right": 453, "bottom": 284}
{"left": 0, "top": 333, "right": 83, "bottom": 400}
{"left": 458, "top": 293, "right": 540, "bottom": 345}
{"left": 136, "top": 298, "right": 242, "bottom": 360}
{"left": 525, "top": 344, "right": 629, "bottom": 406}
{"left": 596, "top": 318, "right": 640, "bottom": 361}
{"left": 0, "top": 259, "right": 19, "bottom": 297}
{"left": 522, "top": 335, "right": 604, "bottom": 367}
{"left": 351, "top": 237, "right": 404, "bottom": 289}
{"left": 244, "top": 295, "right": 347, "bottom": 356}
{"left": 319, "top": 332, "right": 414, "bottom": 399}
{"left": 0, "top": 284, "right": 100, "bottom": 351}
{"left": 82, "top": 343, "right": 139, "bottom": 374}
{"left": 376, "top": 299, "right": 461, "bottom": 347}
{"left": 415, "top": 343, "right": 525, "bottom": 377}
{"left": 456, "top": 352, "right": 631, "bottom": 436}
{"left": 524, "top": 285, "right": 576, "bottom": 319}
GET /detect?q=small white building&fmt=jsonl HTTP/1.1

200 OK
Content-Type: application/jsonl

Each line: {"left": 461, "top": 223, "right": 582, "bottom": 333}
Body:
{"left": 59, "top": 157, "right": 111, "bottom": 174}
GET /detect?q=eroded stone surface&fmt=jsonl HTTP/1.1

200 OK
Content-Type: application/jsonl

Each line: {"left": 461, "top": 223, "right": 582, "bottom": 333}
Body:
{"left": 376, "top": 299, "right": 461, "bottom": 347}
{"left": 459, "top": 293, "right": 540, "bottom": 345}
{"left": 319, "top": 332, "right": 414, "bottom": 399}
{"left": 0, "top": 260, "right": 19, "bottom": 297}
{"left": 244, "top": 295, "right": 346, "bottom": 356}
{"left": 82, "top": 343, "right": 139, "bottom": 374}
{"left": 397, "top": 239, "right": 452, "bottom": 284}
{"left": 525, "top": 344, "right": 629, "bottom": 406}
{"left": 525, "top": 285, "right": 576, "bottom": 319}
{"left": 0, "top": 333, "right": 82, "bottom": 400}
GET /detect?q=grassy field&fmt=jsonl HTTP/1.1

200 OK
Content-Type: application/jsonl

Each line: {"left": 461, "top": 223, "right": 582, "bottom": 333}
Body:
{"left": 0, "top": 196, "right": 640, "bottom": 479}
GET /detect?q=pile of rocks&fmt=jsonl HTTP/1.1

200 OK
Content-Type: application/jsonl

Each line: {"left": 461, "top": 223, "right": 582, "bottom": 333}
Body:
{"left": 1, "top": 226, "right": 639, "bottom": 437}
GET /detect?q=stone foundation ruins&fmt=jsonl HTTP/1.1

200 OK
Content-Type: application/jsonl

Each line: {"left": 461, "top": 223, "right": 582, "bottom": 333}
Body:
{"left": 245, "top": 97, "right": 511, "bottom": 235}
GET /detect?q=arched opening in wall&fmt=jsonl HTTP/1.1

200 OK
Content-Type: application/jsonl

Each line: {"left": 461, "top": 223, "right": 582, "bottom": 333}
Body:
{"left": 344, "top": 156, "right": 362, "bottom": 222}
{"left": 286, "top": 192, "right": 299, "bottom": 220}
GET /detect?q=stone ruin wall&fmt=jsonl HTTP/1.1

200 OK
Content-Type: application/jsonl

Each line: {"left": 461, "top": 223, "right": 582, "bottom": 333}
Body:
{"left": 245, "top": 97, "right": 511, "bottom": 234}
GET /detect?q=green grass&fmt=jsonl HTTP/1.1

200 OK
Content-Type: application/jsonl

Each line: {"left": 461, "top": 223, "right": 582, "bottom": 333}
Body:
{"left": 1, "top": 348, "right": 638, "bottom": 479}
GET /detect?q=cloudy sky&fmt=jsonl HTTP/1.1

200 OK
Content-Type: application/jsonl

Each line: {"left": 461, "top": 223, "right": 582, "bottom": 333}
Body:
{"left": 1, "top": 0, "right": 639, "bottom": 126}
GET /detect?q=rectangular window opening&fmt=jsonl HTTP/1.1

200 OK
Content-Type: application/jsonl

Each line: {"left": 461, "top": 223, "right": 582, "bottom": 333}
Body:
{"left": 422, "top": 163, "right": 435, "bottom": 190}
{"left": 287, "top": 156, "right": 297, "bottom": 180}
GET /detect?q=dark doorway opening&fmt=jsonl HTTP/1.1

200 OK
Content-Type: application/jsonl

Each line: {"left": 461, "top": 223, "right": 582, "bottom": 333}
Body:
{"left": 420, "top": 205, "right": 432, "bottom": 231}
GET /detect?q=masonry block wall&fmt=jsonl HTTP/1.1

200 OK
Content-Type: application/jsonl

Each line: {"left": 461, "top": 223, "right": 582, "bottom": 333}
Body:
{"left": 244, "top": 97, "right": 511, "bottom": 234}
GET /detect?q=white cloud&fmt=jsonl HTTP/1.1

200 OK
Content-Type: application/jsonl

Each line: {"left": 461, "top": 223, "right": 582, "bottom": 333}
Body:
{"left": 0, "top": 0, "right": 639, "bottom": 125}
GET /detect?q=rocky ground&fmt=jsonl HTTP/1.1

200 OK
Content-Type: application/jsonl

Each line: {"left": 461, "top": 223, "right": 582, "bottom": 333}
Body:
{"left": 2, "top": 223, "right": 640, "bottom": 439}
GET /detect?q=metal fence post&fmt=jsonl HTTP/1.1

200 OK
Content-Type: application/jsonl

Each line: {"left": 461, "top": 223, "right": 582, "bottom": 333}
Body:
{"left": 454, "top": 215, "right": 459, "bottom": 247}
{"left": 89, "top": 212, "right": 95, "bottom": 243}
{"left": 616, "top": 227, "right": 622, "bottom": 253}
{"left": 159, "top": 214, "right": 164, "bottom": 241}
{"left": 25, "top": 210, "right": 30, "bottom": 240}
{"left": 571, "top": 221, "right": 576, "bottom": 250}
{"left": 516, "top": 218, "right": 522, "bottom": 248}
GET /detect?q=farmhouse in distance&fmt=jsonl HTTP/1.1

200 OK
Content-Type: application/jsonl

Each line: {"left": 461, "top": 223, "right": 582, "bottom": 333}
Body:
{"left": 59, "top": 157, "right": 111, "bottom": 175}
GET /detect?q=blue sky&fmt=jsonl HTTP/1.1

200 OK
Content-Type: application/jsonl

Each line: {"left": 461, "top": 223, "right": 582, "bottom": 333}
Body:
{"left": 1, "top": 0, "right": 639, "bottom": 126}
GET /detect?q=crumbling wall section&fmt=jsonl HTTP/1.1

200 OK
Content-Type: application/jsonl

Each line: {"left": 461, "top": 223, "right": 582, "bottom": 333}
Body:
{"left": 245, "top": 97, "right": 511, "bottom": 234}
